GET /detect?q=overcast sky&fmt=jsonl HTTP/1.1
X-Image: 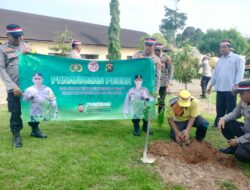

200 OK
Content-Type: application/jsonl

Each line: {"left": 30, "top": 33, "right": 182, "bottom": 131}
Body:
{"left": 1, "top": 0, "right": 250, "bottom": 36}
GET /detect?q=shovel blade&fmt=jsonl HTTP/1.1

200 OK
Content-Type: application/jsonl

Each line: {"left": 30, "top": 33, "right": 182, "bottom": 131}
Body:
{"left": 141, "top": 156, "right": 157, "bottom": 164}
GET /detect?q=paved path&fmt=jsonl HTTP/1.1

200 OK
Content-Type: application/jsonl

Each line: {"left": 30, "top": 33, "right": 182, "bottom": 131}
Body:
{"left": 168, "top": 79, "right": 201, "bottom": 94}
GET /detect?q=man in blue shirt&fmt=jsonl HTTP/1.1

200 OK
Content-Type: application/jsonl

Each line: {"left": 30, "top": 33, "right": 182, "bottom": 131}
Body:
{"left": 207, "top": 39, "right": 245, "bottom": 127}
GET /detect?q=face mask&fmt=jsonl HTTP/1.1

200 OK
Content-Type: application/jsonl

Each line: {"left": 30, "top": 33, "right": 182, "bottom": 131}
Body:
{"left": 204, "top": 60, "right": 209, "bottom": 64}
{"left": 135, "top": 81, "right": 142, "bottom": 88}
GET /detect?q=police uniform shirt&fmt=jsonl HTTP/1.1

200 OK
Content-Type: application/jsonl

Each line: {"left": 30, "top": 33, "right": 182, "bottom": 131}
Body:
{"left": 222, "top": 100, "right": 250, "bottom": 144}
{"left": 159, "top": 54, "right": 172, "bottom": 87}
{"left": 67, "top": 50, "right": 82, "bottom": 59}
{"left": 0, "top": 41, "right": 31, "bottom": 90}
{"left": 133, "top": 51, "right": 161, "bottom": 92}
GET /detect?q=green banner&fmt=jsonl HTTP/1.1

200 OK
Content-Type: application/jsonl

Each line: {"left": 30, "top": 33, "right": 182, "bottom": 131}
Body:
{"left": 19, "top": 54, "right": 156, "bottom": 121}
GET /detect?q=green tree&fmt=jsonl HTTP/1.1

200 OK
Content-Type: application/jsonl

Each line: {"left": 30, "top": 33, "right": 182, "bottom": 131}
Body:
{"left": 137, "top": 33, "right": 169, "bottom": 50}
{"left": 159, "top": 1, "right": 187, "bottom": 48}
{"left": 182, "top": 26, "right": 196, "bottom": 41}
{"left": 173, "top": 45, "right": 199, "bottom": 89}
{"left": 49, "top": 27, "right": 73, "bottom": 56}
{"left": 198, "top": 29, "right": 248, "bottom": 56}
{"left": 181, "top": 26, "right": 204, "bottom": 47}
{"left": 107, "top": 0, "right": 121, "bottom": 60}
{"left": 243, "top": 39, "right": 250, "bottom": 59}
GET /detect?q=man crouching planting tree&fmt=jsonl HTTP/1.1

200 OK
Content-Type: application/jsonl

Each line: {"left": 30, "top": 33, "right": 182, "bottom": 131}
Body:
{"left": 167, "top": 90, "right": 209, "bottom": 145}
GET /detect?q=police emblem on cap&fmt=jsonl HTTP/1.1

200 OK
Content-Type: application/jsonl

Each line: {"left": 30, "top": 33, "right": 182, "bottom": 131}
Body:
{"left": 106, "top": 63, "right": 113, "bottom": 72}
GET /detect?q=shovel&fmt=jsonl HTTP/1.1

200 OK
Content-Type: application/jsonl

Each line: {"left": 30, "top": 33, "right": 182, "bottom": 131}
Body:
{"left": 141, "top": 115, "right": 158, "bottom": 164}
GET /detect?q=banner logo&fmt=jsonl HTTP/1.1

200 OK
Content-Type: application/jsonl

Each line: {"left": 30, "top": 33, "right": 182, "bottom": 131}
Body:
{"left": 78, "top": 104, "right": 84, "bottom": 112}
{"left": 88, "top": 61, "right": 99, "bottom": 72}
{"left": 69, "top": 64, "right": 83, "bottom": 72}
{"left": 106, "top": 63, "right": 113, "bottom": 72}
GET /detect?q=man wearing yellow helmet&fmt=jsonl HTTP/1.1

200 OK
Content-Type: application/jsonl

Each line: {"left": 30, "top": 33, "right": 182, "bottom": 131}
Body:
{"left": 167, "top": 90, "right": 209, "bottom": 145}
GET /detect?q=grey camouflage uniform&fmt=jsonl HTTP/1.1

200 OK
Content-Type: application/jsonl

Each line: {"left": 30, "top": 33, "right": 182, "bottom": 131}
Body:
{"left": 223, "top": 100, "right": 250, "bottom": 143}
{"left": 0, "top": 41, "right": 30, "bottom": 90}
{"left": 66, "top": 50, "right": 82, "bottom": 59}
{"left": 133, "top": 51, "right": 161, "bottom": 92}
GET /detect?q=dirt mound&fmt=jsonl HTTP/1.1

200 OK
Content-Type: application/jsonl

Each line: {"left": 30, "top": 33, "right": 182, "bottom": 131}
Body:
{"left": 148, "top": 140, "right": 250, "bottom": 190}
{"left": 148, "top": 140, "right": 235, "bottom": 167}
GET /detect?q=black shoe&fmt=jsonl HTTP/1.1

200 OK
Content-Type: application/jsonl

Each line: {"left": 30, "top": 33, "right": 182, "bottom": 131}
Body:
{"left": 219, "top": 147, "right": 235, "bottom": 154}
{"left": 31, "top": 131, "right": 48, "bottom": 138}
{"left": 133, "top": 125, "right": 140, "bottom": 136}
{"left": 200, "top": 94, "right": 207, "bottom": 99}
{"left": 13, "top": 132, "right": 22, "bottom": 148}
{"left": 196, "top": 138, "right": 203, "bottom": 142}
{"left": 133, "top": 130, "right": 141, "bottom": 136}
{"left": 29, "top": 122, "right": 48, "bottom": 138}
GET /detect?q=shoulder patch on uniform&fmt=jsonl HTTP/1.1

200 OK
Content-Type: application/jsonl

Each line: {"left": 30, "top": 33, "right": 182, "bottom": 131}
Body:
{"left": 5, "top": 47, "right": 15, "bottom": 53}
{"left": 133, "top": 51, "right": 144, "bottom": 58}
{"left": 169, "top": 97, "right": 178, "bottom": 106}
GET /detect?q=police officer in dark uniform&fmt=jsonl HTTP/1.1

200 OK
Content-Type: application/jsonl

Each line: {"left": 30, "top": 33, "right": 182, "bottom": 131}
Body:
{"left": 0, "top": 24, "right": 32, "bottom": 147}
{"left": 218, "top": 80, "right": 250, "bottom": 162}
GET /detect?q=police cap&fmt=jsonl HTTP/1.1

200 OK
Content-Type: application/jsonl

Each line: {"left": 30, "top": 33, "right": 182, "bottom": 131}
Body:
{"left": 6, "top": 24, "right": 24, "bottom": 38}
{"left": 232, "top": 80, "right": 250, "bottom": 95}
{"left": 134, "top": 75, "right": 143, "bottom": 80}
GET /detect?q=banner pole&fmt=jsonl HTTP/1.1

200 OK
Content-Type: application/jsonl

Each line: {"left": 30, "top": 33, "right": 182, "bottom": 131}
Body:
{"left": 141, "top": 114, "right": 157, "bottom": 164}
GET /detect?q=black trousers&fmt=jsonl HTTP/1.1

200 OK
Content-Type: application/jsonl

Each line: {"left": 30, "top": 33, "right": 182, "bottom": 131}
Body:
{"left": 158, "top": 86, "right": 167, "bottom": 113}
{"left": 200, "top": 76, "right": 210, "bottom": 96}
{"left": 7, "top": 91, "right": 23, "bottom": 132}
{"left": 214, "top": 91, "right": 236, "bottom": 127}
{"left": 235, "top": 143, "right": 250, "bottom": 162}
{"left": 132, "top": 119, "right": 148, "bottom": 130}
{"left": 170, "top": 115, "right": 209, "bottom": 141}
{"left": 222, "top": 120, "right": 250, "bottom": 162}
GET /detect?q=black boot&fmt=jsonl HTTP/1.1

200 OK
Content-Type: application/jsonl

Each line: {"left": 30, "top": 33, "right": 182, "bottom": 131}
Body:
{"left": 200, "top": 94, "right": 207, "bottom": 99}
{"left": 219, "top": 146, "right": 236, "bottom": 154}
{"left": 12, "top": 131, "right": 22, "bottom": 148}
{"left": 28, "top": 122, "right": 48, "bottom": 138}
{"left": 133, "top": 125, "right": 140, "bottom": 136}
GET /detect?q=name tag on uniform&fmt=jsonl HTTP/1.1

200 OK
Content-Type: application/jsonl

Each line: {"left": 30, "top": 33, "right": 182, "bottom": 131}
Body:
{"left": 7, "top": 52, "right": 18, "bottom": 59}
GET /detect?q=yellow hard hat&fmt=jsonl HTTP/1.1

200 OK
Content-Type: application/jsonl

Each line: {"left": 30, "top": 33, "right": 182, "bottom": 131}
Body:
{"left": 178, "top": 90, "right": 191, "bottom": 107}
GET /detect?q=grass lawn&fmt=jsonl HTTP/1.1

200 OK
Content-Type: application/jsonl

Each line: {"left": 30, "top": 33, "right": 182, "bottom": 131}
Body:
{"left": 0, "top": 101, "right": 249, "bottom": 190}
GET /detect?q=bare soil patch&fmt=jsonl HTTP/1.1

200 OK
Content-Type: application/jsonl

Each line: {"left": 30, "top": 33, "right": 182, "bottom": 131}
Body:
{"left": 148, "top": 140, "right": 250, "bottom": 190}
